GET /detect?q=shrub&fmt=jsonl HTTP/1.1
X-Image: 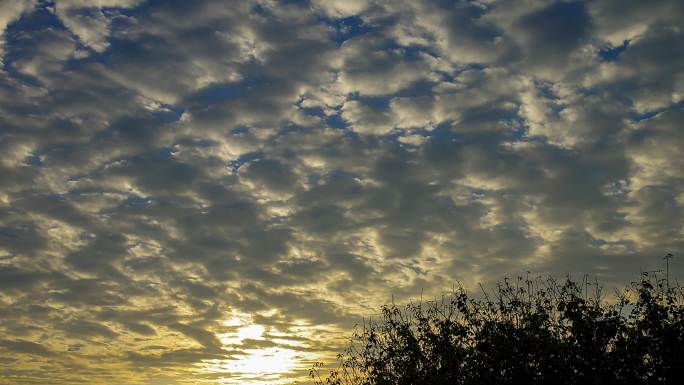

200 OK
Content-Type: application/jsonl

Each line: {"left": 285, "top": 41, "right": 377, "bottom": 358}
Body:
{"left": 311, "top": 272, "right": 684, "bottom": 385}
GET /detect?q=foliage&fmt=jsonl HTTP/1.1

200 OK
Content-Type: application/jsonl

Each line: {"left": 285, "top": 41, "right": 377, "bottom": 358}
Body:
{"left": 311, "top": 272, "right": 684, "bottom": 385}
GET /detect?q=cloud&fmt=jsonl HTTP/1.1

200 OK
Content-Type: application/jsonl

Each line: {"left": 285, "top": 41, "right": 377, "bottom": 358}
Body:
{"left": 51, "top": 1, "right": 144, "bottom": 52}
{"left": 311, "top": 0, "right": 371, "bottom": 18}
{"left": 0, "top": 339, "right": 54, "bottom": 357}
{"left": 0, "top": 0, "right": 35, "bottom": 65}
{"left": 1, "top": 0, "right": 683, "bottom": 384}
{"left": 511, "top": 1, "right": 592, "bottom": 73}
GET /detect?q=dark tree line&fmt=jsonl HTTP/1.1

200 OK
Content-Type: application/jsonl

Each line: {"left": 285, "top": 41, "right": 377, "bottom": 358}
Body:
{"left": 312, "top": 270, "right": 684, "bottom": 385}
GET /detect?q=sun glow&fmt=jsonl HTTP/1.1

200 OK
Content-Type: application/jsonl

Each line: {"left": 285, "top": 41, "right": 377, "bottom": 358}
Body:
{"left": 202, "top": 316, "right": 317, "bottom": 384}
{"left": 204, "top": 347, "right": 302, "bottom": 385}
{"left": 219, "top": 324, "right": 265, "bottom": 345}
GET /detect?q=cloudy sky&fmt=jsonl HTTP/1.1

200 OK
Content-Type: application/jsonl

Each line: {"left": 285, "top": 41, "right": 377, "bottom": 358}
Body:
{"left": 1, "top": 0, "right": 683, "bottom": 384}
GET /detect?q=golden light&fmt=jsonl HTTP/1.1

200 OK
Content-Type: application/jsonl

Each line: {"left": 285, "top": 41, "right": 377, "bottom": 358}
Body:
{"left": 201, "top": 315, "right": 317, "bottom": 384}
{"left": 205, "top": 347, "right": 301, "bottom": 385}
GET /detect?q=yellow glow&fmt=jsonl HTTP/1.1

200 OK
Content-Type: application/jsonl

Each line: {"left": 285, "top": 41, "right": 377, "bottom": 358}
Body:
{"left": 219, "top": 322, "right": 265, "bottom": 345}
{"left": 237, "top": 324, "right": 264, "bottom": 340}
{"left": 204, "top": 347, "right": 301, "bottom": 385}
{"left": 206, "top": 317, "right": 317, "bottom": 384}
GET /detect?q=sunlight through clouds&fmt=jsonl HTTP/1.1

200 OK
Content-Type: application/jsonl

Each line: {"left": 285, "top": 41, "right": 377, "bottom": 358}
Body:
{"left": 204, "top": 314, "right": 316, "bottom": 385}
{"left": 204, "top": 348, "right": 303, "bottom": 385}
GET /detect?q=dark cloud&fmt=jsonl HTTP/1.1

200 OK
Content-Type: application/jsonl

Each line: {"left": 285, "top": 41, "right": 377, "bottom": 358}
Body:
{"left": 240, "top": 158, "right": 298, "bottom": 193}
{"left": 0, "top": 339, "right": 53, "bottom": 357}
{"left": 0, "top": 265, "right": 48, "bottom": 291}
{"left": 60, "top": 320, "right": 119, "bottom": 339}
{"left": 514, "top": 1, "right": 591, "bottom": 69}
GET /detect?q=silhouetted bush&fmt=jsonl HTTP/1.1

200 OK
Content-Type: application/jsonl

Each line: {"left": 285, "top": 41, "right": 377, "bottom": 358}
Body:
{"left": 312, "top": 272, "right": 684, "bottom": 385}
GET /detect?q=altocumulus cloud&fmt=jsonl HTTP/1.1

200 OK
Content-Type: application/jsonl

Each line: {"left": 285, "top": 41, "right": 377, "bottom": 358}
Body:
{"left": 0, "top": 0, "right": 683, "bottom": 384}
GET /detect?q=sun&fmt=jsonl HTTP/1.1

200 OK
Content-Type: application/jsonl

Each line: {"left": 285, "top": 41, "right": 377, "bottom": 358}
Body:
{"left": 201, "top": 316, "right": 314, "bottom": 384}
{"left": 202, "top": 347, "right": 301, "bottom": 385}
{"left": 211, "top": 347, "right": 301, "bottom": 385}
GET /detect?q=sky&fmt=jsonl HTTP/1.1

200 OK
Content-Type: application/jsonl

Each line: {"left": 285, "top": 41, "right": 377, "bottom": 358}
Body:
{"left": 0, "top": 0, "right": 683, "bottom": 384}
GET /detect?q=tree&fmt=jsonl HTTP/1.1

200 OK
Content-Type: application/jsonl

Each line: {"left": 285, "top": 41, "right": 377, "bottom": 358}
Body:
{"left": 312, "top": 272, "right": 684, "bottom": 385}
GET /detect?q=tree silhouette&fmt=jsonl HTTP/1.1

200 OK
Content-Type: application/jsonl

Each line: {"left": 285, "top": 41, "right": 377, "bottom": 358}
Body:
{"left": 312, "top": 271, "right": 684, "bottom": 385}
